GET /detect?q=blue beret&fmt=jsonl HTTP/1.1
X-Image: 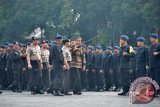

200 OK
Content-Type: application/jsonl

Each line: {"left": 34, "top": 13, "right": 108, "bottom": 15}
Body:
{"left": 62, "top": 38, "right": 70, "bottom": 44}
{"left": 120, "top": 35, "right": 129, "bottom": 41}
{"left": 95, "top": 46, "right": 101, "bottom": 49}
{"left": 27, "top": 42, "right": 31, "bottom": 46}
{"left": 113, "top": 46, "right": 120, "bottom": 49}
{"left": 8, "top": 43, "right": 13, "bottom": 47}
{"left": 88, "top": 46, "right": 95, "bottom": 51}
{"left": 81, "top": 44, "right": 86, "bottom": 48}
{"left": 150, "top": 33, "right": 158, "bottom": 39}
{"left": 106, "top": 46, "right": 112, "bottom": 50}
{"left": 13, "top": 41, "right": 19, "bottom": 45}
{"left": 4, "top": 42, "right": 10, "bottom": 45}
{"left": 31, "top": 37, "right": 39, "bottom": 41}
{"left": 137, "top": 37, "right": 145, "bottom": 42}
{"left": 0, "top": 45, "right": 8, "bottom": 49}
{"left": 55, "top": 35, "right": 62, "bottom": 40}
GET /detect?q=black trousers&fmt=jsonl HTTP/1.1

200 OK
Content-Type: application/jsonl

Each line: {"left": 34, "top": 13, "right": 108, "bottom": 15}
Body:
{"left": 104, "top": 69, "right": 112, "bottom": 89}
{"left": 30, "top": 61, "right": 42, "bottom": 91}
{"left": 87, "top": 69, "right": 95, "bottom": 90}
{"left": 62, "top": 69, "right": 70, "bottom": 93}
{"left": 136, "top": 68, "right": 147, "bottom": 78}
{"left": 70, "top": 67, "right": 81, "bottom": 92}
{"left": 95, "top": 69, "right": 105, "bottom": 90}
{"left": 42, "top": 63, "right": 50, "bottom": 90}
{"left": 50, "top": 64, "right": 63, "bottom": 91}
{"left": 119, "top": 68, "right": 130, "bottom": 93}
{"left": 112, "top": 68, "right": 120, "bottom": 88}
{"left": 80, "top": 70, "right": 88, "bottom": 90}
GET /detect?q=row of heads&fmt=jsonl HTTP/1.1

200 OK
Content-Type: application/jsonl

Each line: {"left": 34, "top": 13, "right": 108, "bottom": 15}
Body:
{"left": 120, "top": 33, "right": 159, "bottom": 42}
{"left": 0, "top": 33, "right": 159, "bottom": 49}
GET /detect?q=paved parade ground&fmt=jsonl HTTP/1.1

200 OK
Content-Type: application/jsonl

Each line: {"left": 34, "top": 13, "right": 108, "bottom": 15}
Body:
{"left": 0, "top": 91, "right": 159, "bottom": 107}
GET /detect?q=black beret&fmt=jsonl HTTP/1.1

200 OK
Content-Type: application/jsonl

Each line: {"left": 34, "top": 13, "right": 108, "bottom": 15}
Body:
{"left": 62, "top": 38, "right": 70, "bottom": 44}
{"left": 31, "top": 37, "right": 39, "bottom": 41}
{"left": 13, "top": 41, "right": 19, "bottom": 45}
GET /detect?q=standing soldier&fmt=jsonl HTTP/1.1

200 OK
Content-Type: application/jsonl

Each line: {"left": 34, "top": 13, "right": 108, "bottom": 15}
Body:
{"left": 41, "top": 40, "right": 50, "bottom": 92}
{"left": 11, "top": 41, "right": 23, "bottom": 93}
{"left": 86, "top": 46, "right": 96, "bottom": 91}
{"left": 6, "top": 43, "right": 14, "bottom": 89}
{"left": 148, "top": 33, "right": 160, "bottom": 96}
{"left": 118, "top": 35, "right": 134, "bottom": 96}
{"left": 94, "top": 45, "right": 105, "bottom": 92}
{"left": 136, "top": 37, "right": 149, "bottom": 78}
{"left": 70, "top": 36, "right": 86, "bottom": 95}
{"left": 112, "top": 46, "right": 120, "bottom": 91}
{"left": 61, "top": 38, "right": 72, "bottom": 95}
{"left": 50, "top": 35, "right": 65, "bottom": 96}
{"left": 103, "top": 46, "right": 113, "bottom": 91}
{"left": 0, "top": 45, "right": 7, "bottom": 94}
{"left": 26, "top": 37, "right": 44, "bottom": 94}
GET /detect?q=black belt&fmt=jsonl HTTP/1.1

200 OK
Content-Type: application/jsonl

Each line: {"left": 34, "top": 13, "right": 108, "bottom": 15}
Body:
{"left": 31, "top": 60, "right": 40, "bottom": 62}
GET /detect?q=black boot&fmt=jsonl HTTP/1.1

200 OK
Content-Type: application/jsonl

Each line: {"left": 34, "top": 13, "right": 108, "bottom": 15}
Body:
{"left": 0, "top": 90, "right": 3, "bottom": 94}
{"left": 52, "top": 90, "right": 64, "bottom": 96}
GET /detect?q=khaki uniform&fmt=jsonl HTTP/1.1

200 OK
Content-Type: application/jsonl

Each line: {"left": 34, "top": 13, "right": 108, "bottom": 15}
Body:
{"left": 26, "top": 44, "right": 42, "bottom": 92}
{"left": 26, "top": 45, "right": 41, "bottom": 61}
{"left": 41, "top": 48, "right": 50, "bottom": 90}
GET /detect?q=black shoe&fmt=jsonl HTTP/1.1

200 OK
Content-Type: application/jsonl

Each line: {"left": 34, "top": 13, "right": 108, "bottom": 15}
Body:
{"left": 0, "top": 91, "right": 3, "bottom": 94}
{"left": 47, "top": 88, "right": 52, "bottom": 94}
{"left": 118, "top": 92, "right": 127, "bottom": 96}
{"left": 73, "top": 91, "right": 82, "bottom": 95}
{"left": 64, "top": 93, "right": 72, "bottom": 95}
{"left": 17, "top": 90, "right": 22, "bottom": 93}
{"left": 31, "top": 91, "right": 37, "bottom": 95}
{"left": 37, "top": 90, "right": 44, "bottom": 94}
{"left": 52, "top": 91, "right": 64, "bottom": 96}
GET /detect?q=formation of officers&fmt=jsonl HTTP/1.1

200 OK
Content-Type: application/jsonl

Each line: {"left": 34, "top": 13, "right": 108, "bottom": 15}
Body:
{"left": 0, "top": 33, "right": 160, "bottom": 97}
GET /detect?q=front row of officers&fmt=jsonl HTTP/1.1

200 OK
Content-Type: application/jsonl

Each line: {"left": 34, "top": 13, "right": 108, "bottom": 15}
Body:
{"left": 0, "top": 33, "right": 160, "bottom": 96}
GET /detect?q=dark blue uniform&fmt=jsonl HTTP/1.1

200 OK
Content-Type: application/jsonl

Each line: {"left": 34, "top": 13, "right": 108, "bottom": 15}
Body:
{"left": 136, "top": 46, "right": 149, "bottom": 77}
{"left": 11, "top": 49, "right": 23, "bottom": 92}
{"left": 86, "top": 51, "right": 96, "bottom": 90}
{"left": 103, "top": 53, "right": 112, "bottom": 91}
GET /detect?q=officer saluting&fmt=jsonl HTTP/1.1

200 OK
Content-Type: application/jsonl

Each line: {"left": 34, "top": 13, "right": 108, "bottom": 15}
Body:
{"left": 26, "top": 37, "right": 44, "bottom": 95}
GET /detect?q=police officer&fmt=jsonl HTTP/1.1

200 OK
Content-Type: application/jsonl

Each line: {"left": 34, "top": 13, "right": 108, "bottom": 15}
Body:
{"left": 112, "top": 46, "right": 120, "bottom": 91}
{"left": 26, "top": 37, "right": 44, "bottom": 94}
{"left": 11, "top": 41, "right": 23, "bottom": 93}
{"left": 86, "top": 46, "right": 96, "bottom": 91}
{"left": 148, "top": 33, "right": 160, "bottom": 96}
{"left": 103, "top": 46, "right": 113, "bottom": 91}
{"left": 50, "top": 35, "right": 65, "bottom": 96}
{"left": 94, "top": 45, "right": 105, "bottom": 92}
{"left": 70, "top": 36, "right": 86, "bottom": 95}
{"left": 136, "top": 37, "right": 149, "bottom": 78}
{"left": 41, "top": 40, "right": 50, "bottom": 92}
{"left": 118, "top": 35, "right": 134, "bottom": 96}
{"left": 6, "top": 43, "right": 14, "bottom": 89}
{"left": 0, "top": 45, "right": 8, "bottom": 94}
{"left": 61, "top": 38, "right": 72, "bottom": 95}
